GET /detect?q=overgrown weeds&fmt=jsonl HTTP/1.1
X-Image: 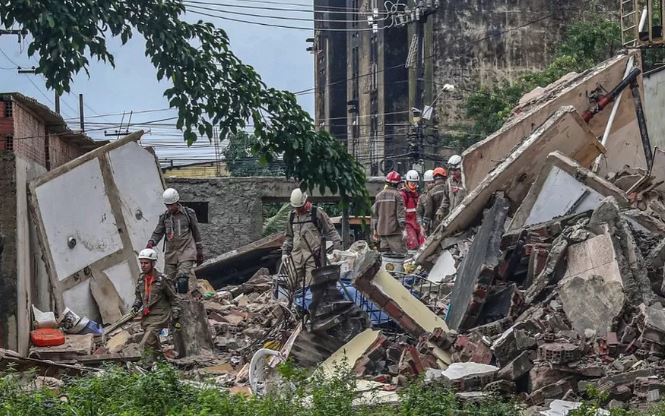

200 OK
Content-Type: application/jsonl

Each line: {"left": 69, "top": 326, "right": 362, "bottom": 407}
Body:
{"left": 0, "top": 361, "right": 521, "bottom": 416}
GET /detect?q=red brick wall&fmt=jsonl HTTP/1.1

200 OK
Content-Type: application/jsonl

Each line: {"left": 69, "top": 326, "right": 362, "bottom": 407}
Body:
{"left": 0, "top": 101, "right": 14, "bottom": 151}
{"left": 9, "top": 100, "right": 90, "bottom": 169}
{"left": 48, "top": 135, "right": 82, "bottom": 168}
{"left": 12, "top": 102, "right": 47, "bottom": 167}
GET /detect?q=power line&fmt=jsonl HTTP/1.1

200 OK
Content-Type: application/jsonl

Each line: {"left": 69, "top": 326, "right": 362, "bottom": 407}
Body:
{"left": 184, "top": 0, "right": 384, "bottom": 15}
{"left": 186, "top": 3, "right": 371, "bottom": 23}
{"left": 189, "top": 9, "right": 384, "bottom": 31}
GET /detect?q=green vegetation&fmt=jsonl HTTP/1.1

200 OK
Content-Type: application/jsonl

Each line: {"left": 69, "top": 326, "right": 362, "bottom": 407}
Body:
{"left": 224, "top": 132, "right": 285, "bottom": 177}
{"left": 0, "top": 363, "right": 520, "bottom": 416}
{"left": 451, "top": 13, "right": 622, "bottom": 149}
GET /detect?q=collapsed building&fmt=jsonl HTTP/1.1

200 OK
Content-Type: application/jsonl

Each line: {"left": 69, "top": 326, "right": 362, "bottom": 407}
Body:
{"left": 5, "top": 50, "right": 665, "bottom": 413}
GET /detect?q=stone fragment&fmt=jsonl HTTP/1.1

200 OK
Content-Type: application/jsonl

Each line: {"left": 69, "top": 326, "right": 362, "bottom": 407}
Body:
{"left": 558, "top": 274, "right": 624, "bottom": 336}
{"left": 106, "top": 330, "right": 131, "bottom": 354}
{"left": 498, "top": 350, "right": 534, "bottom": 381}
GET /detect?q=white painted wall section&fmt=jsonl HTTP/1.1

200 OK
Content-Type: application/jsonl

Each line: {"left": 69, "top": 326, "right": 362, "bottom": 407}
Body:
{"left": 35, "top": 158, "right": 123, "bottom": 280}
{"left": 524, "top": 166, "right": 606, "bottom": 226}
{"left": 107, "top": 141, "right": 165, "bottom": 256}
{"left": 103, "top": 262, "right": 136, "bottom": 309}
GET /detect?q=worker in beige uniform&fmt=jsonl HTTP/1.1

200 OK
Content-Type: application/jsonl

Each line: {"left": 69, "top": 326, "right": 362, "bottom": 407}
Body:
{"left": 147, "top": 188, "right": 203, "bottom": 292}
{"left": 416, "top": 169, "right": 434, "bottom": 236}
{"left": 372, "top": 170, "right": 407, "bottom": 255}
{"left": 437, "top": 155, "right": 466, "bottom": 221}
{"left": 131, "top": 248, "right": 181, "bottom": 360}
{"left": 282, "top": 188, "right": 342, "bottom": 288}
{"left": 422, "top": 167, "right": 448, "bottom": 234}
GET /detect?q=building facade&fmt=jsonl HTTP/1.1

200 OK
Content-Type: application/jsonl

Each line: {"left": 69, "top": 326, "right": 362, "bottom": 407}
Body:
{"left": 313, "top": 0, "right": 614, "bottom": 174}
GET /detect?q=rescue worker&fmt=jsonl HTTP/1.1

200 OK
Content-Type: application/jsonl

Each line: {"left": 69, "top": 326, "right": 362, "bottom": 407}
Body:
{"left": 131, "top": 248, "right": 181, "bottom": 360}
{"left": 282, "top": 188, "right": 342, "bottom": 287}
{"left": 416, "top": 169, "right": 435, "bottom": 227}
{"left": 401, "top": 170, "right": 426, "bottom": 250}
{"left": 147, "top": 188, "right": 203, "bottom": 292}
{"left": 421, "top": 167, "right": 448, "bottom": 235}
{"left": 437, "top": 155, "right": 466, "bottom": 220}
{"left": 372, "top": 170, "right": 407, "bottom": 255}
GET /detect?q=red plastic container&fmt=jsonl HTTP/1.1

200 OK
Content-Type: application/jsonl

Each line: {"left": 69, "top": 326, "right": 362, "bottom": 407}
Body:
{"left": 31, "top": 328, "right": 65, "bottom": 347}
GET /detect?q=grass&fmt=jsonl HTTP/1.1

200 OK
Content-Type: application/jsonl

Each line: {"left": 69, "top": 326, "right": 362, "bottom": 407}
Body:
{"left": 0, "top": 361, "right": 521, "bottom": 416}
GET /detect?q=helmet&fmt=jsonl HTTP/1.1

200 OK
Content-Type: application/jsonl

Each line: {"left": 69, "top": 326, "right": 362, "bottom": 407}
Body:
{"left": 385, "top": 171, "right": 401, "bottom": 184}
{"left": 433, "top": 167, "right": 447, "bottom": 178}
{"left": 447, "top": 155, "right": 462, "bottom": 169}
{"left": 423, "top": 170, "right": 434, "bottom": 182}
{"left": 163, "top": 188, "right": 180, "bottom": 205}
{"left": 138, "top": 248, "right": 158, "bottom": 261}
{"left": 290, "top": 188, "right": 308, "bottom": 208}
{"left": 405, "top": 170, "right": 420, "bottom": 182}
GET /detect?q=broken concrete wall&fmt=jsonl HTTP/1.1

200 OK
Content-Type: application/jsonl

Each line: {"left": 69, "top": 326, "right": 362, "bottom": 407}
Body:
{"left": 510, "top": 152, "right": 629, "bottom": 230}
{"left": 462, "top": 53, "right": 644, "bottom": 191}
{"left": 29, "top": 132, "right": 166, "bottom": 324}
{"left": 418, "top": 106, "right": 604, "bottom": 265}
{"left": 167, "top": 177, "right": 385, "bottom": 257}
{"left": 447, "top": 194, "right": 510, "bottom": 331}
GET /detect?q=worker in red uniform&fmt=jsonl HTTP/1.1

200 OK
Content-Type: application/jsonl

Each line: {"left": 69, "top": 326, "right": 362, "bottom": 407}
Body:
{"left": 400, "top": 170, "right": 425, "bottom": 250}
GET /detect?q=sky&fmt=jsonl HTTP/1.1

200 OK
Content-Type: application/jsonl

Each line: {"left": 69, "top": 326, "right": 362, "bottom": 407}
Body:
{"left": 0, "top": 1, "right": 316, "bottom": 165}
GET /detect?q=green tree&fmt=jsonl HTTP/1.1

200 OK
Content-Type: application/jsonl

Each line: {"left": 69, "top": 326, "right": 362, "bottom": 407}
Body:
{"left": 461, "top": 12, "right": 622, "bottom": 143}
{"left": 0, "top": 0, "right": 370, "bottom": 211}
{"left": 223, "top": 132, "right": 284, "bottom": 177}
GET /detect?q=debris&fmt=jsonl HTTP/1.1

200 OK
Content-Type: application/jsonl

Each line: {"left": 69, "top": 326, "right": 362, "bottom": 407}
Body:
{"left": 446, "top": 193, "right": 509, "bottom": 330}
{"left": 319, "top": 329, "right": 381, "bottom": 378}
{"left": 29, "top": 334, "right": 94, "bottom": 361}
{"left": 558, "top": 275, "right": 624, "bottom": 336}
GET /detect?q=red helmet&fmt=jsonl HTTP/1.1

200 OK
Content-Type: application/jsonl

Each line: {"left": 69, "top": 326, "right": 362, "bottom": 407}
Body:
{"left": 385, "top": 170, "right": 401, "bottom": 184}
{"left": 433, "top": 167, "right": 447, "bottom": 178}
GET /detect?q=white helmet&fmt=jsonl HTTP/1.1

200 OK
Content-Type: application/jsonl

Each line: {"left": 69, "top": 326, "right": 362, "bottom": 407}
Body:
{"left": 405, "top": 170, "right": 420, "bottom": 182}
{"left": 163, "top": 188, "right": 180, "bottom": 205}
{"left": 290, "top": 188, "right": 308, "bottom": 208}
{"left": 138, "top": 248, "right": 158, "bottom": 261}
{"left": 447, "top": 155, "right": 462, "bottom": 169}
{"left": 423, "top": 169, "right": 434, "bottom": 182}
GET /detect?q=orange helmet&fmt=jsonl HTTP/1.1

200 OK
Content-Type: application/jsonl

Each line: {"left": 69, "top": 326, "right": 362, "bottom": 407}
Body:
{"left": 433, "top": 167, "right": 447, "bottom": 178}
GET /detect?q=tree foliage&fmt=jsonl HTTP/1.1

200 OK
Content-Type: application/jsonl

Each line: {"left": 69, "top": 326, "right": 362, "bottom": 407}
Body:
{"left": 223, "top": 132, "right": 284, "bottom": 177}
{"left": 458, "top": 13, "right": 622, "bottom": 145}
{"left": 0, "top": 0, "right": 370, "bottom": 211}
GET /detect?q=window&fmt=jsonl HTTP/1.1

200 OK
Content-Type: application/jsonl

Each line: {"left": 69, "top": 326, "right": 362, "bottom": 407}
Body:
{"left": 3, "top": 101, "right": 12, "bottom": 118}
{"left": 181, "top": 201, "right": 209, "bottom": 223}
{"left": 4, "top": 136, "right": 13, "bottom": 152}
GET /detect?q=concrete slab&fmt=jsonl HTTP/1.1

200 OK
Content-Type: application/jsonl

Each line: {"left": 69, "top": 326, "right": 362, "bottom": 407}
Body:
{"left": 445, "top": 194, "right": 510, "bottom": 331}
{"left": 371, "top": 268, "right": 448, "bottom": 334}
{"left": 417, "top": 107, "right": 604, "bottom": 266}
{"left": 318, "top": 329, "right": 381, "bottom": 378}
{"left": 463, "top": 53, "right": 643, "bottom": 191}
{"left": 442, "top": 362, "right": 498, "bottom": 381}
{"left": 427, "top": 250, "right": 456, "bottom": 284}
{"left": 510, "top": 152, "right": 629, "bottom": 230}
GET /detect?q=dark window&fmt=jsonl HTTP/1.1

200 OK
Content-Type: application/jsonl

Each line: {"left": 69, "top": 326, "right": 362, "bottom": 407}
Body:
{"left": 5, "top": 136, "right": 13, "bottom": 152}
{"left": 4, "top": 101, "right": 12, "bottom": 118}
{"left": 181, "top": 201, "right": 209, "bottom": 223}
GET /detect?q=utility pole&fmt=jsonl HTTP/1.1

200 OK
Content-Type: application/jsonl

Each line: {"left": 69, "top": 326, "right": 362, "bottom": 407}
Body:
{"left": 391, "top": 0, "right": 438, "bottom": 169}
{"left": 79, "top": 94, "right": 85, "bottom": 132}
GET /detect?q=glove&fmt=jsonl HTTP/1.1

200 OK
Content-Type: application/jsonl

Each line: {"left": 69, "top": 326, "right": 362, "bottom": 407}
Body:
{"left": 372, "top": 232, "right": 379, "bottom": 242}
{"left": 196, "top": 251, "right": 204, "bottom": 266}
{"left": 146, "top": 240, "right": 155, "bottom": 249}
{"left": 402, "top": 230, "right": 408, "bottom": 240}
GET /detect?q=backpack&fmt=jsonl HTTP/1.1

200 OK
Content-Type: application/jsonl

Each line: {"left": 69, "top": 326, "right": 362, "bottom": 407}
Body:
{"left": 289, "top": 205, "right": 321, "bottom": 232}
